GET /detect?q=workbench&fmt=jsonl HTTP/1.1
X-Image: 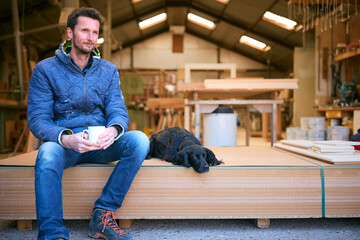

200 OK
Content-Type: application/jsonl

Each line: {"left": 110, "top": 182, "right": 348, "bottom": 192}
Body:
{"left": 188, "top": 99, "right": 283, "bottom": 146}
{"left": 177, "top": 78, "right": 298, "bottom": 146}
{"left": 1, "top": 146, "right": 359, "bottom": 229}
{"left": 315, "top": 106, "right": 360, "bottom": 134}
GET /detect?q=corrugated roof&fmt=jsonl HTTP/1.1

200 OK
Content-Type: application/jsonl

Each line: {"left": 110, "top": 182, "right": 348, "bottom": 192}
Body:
{"left": 0, "top": 0, "right": 306, "bottom": 71}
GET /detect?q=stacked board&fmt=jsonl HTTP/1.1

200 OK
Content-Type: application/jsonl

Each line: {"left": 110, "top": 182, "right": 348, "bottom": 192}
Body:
{"left": 0, "top": 146, "right": 359, "bottom": 220}
{"left": 274, "top": 140, "right": 360, "bottom": 165}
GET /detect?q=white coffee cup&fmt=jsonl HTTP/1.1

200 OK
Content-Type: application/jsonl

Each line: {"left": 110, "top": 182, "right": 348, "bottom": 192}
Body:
{"left": 82, "top": 126, "right": 106, "bottom": 143}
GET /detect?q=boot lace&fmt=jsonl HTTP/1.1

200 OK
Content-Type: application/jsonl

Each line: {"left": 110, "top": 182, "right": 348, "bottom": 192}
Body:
{"left": 100, "top": 210, "right": 127, "bottom": 236}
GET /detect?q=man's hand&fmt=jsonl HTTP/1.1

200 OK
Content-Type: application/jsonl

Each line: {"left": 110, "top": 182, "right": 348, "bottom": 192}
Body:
{"left": 61, "top": 132, "right": 101, "bottom": 153}
{"left": 97, "top": 126, "right": 118, "bottom": 150}
{"left": 61, "top": 127, "right": 118, "bottom": 153}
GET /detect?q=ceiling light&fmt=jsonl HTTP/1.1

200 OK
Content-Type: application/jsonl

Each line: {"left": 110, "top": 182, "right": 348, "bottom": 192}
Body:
{"left": 187, "top": 13, "right": 215, "bottom": 30}
{"left": 216, "top": 0, "right": 229, "bottom": 4}
{"left": 263, "top": 11, "right": 297, "bottom": 30}
{"left": 131, "top": 0, "right": 142, "bottom": 3}
{"left": 239, "top": 35, "right": 271, "bottom": 52}
{"left": 139, "top": 13, "right": 167, "bottom": 30}
{"left": 97, "top": 37, "right": 104, "bottom": 44}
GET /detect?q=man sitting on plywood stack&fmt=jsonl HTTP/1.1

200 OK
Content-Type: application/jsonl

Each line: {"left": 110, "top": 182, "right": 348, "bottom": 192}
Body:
{"left": 27, "top": 7, "right": 149, "bottom": 240}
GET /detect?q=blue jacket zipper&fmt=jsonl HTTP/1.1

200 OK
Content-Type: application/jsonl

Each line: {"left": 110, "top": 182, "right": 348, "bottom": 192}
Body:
{"left": 83, "top": 75, "right": 89, "bottom": 126}
{"left": 67, "top": 58, "right": 89, "bottom": 126}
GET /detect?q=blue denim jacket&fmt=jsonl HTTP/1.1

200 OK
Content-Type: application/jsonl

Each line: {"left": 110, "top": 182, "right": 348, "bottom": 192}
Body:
{"left": 27, "top": 39, "right": 129, "bottom": 144}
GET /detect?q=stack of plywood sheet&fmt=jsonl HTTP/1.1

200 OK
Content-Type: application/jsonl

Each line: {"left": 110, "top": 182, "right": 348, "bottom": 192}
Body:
{"left": 274, "top": 140, "right": 360, "bottom": 165}
{"left": 0, "top": 146, "right": 359, "bottom": 220}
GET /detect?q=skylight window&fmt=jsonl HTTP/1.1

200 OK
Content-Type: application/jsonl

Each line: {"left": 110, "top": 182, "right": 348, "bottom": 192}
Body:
{"left": 139, "top": 13, "right": 167, "bottom": 30}
{"left": 263, "top": 11, "right": 297, "bottom": 30}
{"left": 187, "top": 13, "right": 215, "bottom": 30}
{"left": 239, "top": 35, "right": 271, "bottom": 52}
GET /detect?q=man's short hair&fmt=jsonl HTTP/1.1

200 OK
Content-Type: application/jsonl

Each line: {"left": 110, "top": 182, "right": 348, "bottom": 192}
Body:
{"left": 67, "top": 7, "right": 102, "bottom": 30}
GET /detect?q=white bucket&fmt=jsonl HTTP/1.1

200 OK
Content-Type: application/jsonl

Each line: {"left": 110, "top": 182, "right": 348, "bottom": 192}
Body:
{"left": 203, "top": 113, "right": 237, "bottom": 147}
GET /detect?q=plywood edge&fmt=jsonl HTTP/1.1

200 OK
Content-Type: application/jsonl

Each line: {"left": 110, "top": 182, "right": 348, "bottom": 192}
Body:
{"left": 204, "top": 79, "right": 298, "bottom": 90}
{"left": 324, "top": 214, "right": 360, "bottom": 218}
{"left": 177, "top": 82, "right": 205, "bottom": 91}
{"left": 0, "top": 215, "right": 326, "bottom": 220}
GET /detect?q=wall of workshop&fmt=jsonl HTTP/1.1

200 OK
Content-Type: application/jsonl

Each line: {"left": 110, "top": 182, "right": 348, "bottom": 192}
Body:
{"left": 294, "top": 46, "right": 316, "bottom": 127}
{"left": 315, "top": 16, "right": 347, "bottom": 106}
{"left": 112, "top": 32, "right": 268, "bottom": 81}
{"left": 111, "top": 32, "right": 274, "bottom": 131}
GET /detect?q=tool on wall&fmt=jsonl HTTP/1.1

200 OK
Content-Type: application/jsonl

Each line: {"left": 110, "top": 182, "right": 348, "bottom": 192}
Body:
{"left": 289, "top": 0, "right": 358, "bottom": 33}
{"left": 331, "top": 61, "right": 342, "bottom": 99}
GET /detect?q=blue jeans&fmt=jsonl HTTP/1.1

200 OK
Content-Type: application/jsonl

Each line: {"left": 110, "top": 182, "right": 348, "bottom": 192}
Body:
{"left": 34, "top": 130, "right": 149, "bottom": 240}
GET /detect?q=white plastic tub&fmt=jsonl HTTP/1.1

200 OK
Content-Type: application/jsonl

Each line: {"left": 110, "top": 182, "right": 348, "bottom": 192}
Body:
{"left": 203, "top": 113, "right": 237, "bottom": 147}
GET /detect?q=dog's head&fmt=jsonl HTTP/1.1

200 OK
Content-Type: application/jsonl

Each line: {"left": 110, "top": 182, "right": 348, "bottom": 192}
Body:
{"left": 173, "top": 145, "right": 222, "bottom": 173}
{"left": 187, "top": 145, "right": 210, "bottom": 173}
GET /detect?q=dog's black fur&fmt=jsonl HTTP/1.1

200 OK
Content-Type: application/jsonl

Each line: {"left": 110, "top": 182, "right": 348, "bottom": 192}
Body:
{"left": 146, "top": 127, "right": 223, "bottom": 173}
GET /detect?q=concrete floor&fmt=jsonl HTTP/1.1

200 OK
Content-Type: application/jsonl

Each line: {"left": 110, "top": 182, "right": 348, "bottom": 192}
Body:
{"left": 2, "top": 129, "right": 360, "bottom": 239}
{"left": 2, "top": 218, "right": 360, "bottom": 240}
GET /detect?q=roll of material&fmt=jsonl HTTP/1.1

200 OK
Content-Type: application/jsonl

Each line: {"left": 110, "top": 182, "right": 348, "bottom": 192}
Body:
{"left": 286, "top": 127, "right": 300, "bottom": 140}
{"left": 295, "top": 129, "right": 308, "bottom": 140}
{"left": 328, "top": 126, "right": 350, "bottom": 141}
{"left": 308, "top": 130, "right": 326, "bottom": 141}
{"left": 330, "top": 118, "right": 341, "bottom": 126}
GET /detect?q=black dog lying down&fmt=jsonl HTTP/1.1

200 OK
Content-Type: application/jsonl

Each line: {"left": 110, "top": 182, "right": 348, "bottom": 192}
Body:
{"left": 146, "top": 127, "right": 223, "bottom": 173}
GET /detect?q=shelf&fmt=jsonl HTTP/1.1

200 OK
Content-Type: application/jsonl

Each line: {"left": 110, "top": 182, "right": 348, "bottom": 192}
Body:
{"left": 315, "top": 106, "right": 360, "bottom": 112}
{"left": 334, "top": 48, "right": 360, "bottom": 62}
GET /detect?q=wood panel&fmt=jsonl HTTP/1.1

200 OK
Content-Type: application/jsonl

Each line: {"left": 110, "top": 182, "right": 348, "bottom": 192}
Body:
{"left": 324, "top": 168, "right": 360, "bottom": 217}
{"left": 0, "top": 166, "right": 323, "bottom": 219}
{"left": 117, "top": 167, "right": 323, "bottom": 218}
{"left": 1, "top": 146, "right": 359, "bottom": 220}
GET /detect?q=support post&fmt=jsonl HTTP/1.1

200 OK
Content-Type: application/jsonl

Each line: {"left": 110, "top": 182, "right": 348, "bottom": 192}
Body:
{"left": 118, "top": 219, "right": 133, "bottom": 229}
{"left": 254, "top": 219, "right": 270, "bottom": 229}
{"left": 271, "top": 103, "right": 277, "bottom": 146}
{"left": 246, "top": 106, "right": 250, "bottom": 146}
{"left": 102, "top": 0, "right": 112, "bottom": 61}
{"left": 17, "top": 220, "right": 32, "bottom": 231}
{"left": 11, "top": 0, "right": 24, "bottom": 103}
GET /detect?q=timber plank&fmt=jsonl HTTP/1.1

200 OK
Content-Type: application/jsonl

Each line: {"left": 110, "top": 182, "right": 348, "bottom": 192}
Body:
{"left": 204, "top": 78, "right": 298, "bottom": 90}
{"left": 324, "top": 168, "right": 360, "bottom": 217}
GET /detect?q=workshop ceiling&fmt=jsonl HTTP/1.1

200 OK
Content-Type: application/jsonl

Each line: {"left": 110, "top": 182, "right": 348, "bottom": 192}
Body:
{"left": 0, "top": 0, "right": 306, "bottom": 72}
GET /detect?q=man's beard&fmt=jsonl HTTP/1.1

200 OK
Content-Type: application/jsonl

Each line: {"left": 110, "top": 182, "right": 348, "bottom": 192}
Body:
{"left": 73, "top": 33, "right": 94, "bottom": 55}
